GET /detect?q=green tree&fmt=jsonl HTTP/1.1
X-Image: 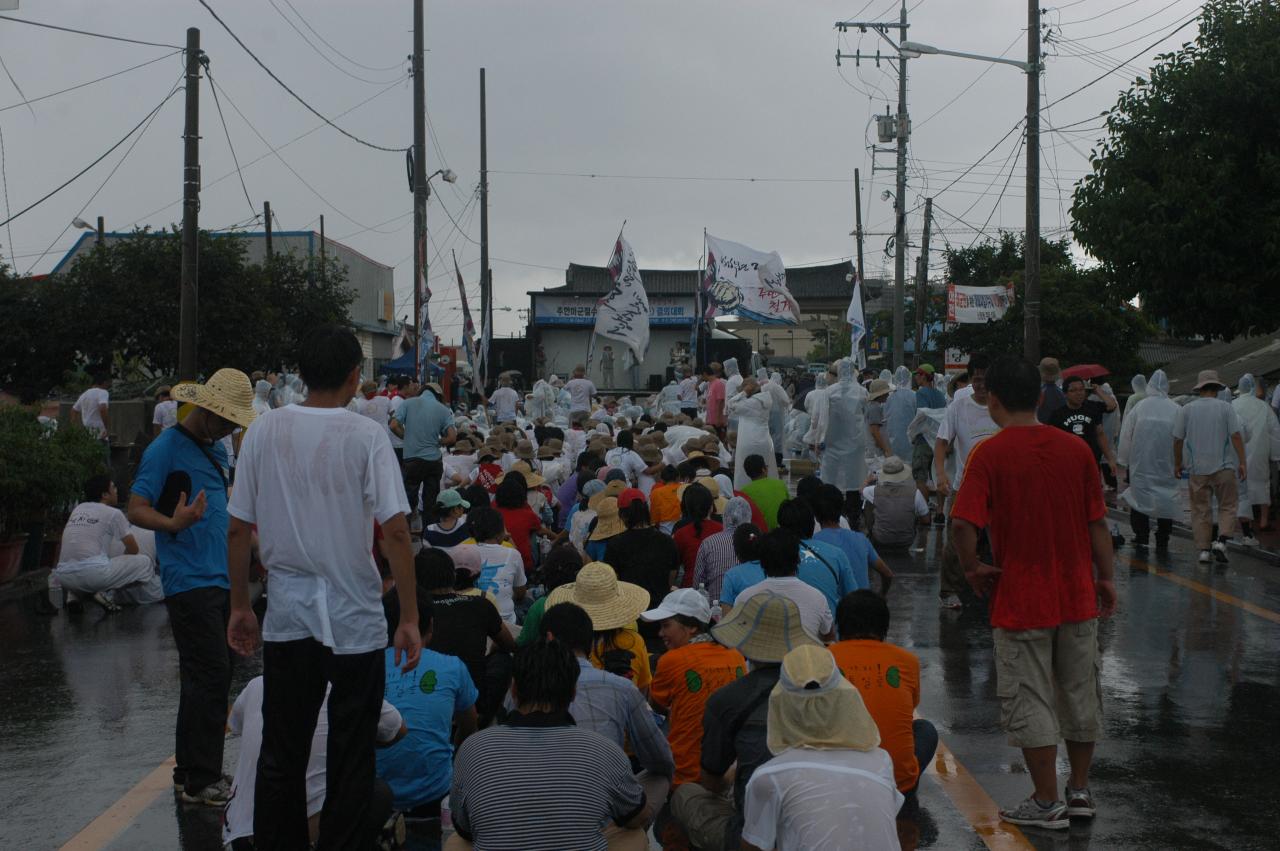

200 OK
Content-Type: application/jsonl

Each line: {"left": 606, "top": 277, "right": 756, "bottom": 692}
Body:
{"left": 934, "top": 232, "right": 1154, "bottom": 378}
{"left": 1, "top": 229, "right": 355, "bottom": 398}
{"left": 1071, "top": 0, "right": 1280, "bottom": 340}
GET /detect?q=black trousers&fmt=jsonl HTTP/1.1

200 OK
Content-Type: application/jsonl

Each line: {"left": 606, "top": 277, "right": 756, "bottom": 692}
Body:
{"left": 403, "top": 456, "right": 443, "bottom": 515}
{"left": 165, "top": 586, "right": 232, "bottom": 792}
{"left": 1130, "top": 507, "right": 1172, "bottom": 546}
{"left": 254, "top": 639, "right": 386, "bottom": 851}
{"left": 230, "top": 778, "right": 393, "bottom": 851}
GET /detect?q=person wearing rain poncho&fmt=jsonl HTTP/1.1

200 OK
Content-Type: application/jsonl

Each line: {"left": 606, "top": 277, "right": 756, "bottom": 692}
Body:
{"left": 802, "top": 371, "right": 831, "bottom": 455}
{"left": 758, "top": 369, "right": 791, "bottom": 466}
{"left": 1232, "top": 373, "right": 1280, "bottom": 540}
{"left": 816, "top": 360, "right": 869, "bottom": 526}
{"left": 1117, "top": 370, "right": 1179, "bottom": 551}
{"left": 525, "top": 379, "right": 557, "bottom": 422}
{"left": 723, "top": 358, "right": 744, "bottom": 434}
{"left": 1123, "top": 374, "right": 1147, "bottom": 418}
{"left": 728, "top": 376, "right": 778, "bottom": 490}
{"left": 659, "top": 379, "right": 683, "bottom": 415}
{"left": 251, "top": 380, "right": 274, "bottom": 418}
{"left": 882, "top": 365, "right": 918, "bottom": 461}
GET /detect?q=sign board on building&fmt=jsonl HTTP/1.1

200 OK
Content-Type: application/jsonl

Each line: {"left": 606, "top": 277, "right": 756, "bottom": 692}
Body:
{"left": 534, "top": 295, "right": 695, "bottom": 326}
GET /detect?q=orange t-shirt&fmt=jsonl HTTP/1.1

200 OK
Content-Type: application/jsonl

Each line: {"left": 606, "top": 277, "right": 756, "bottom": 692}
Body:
{"left": 829, "top": 639, "right": 922, "bottom": 792}
{"left": 650, "top": 641, "right": 746, "bottom": 786}
{"left": 589, "top": 627, "right": 653, "bottom": 692}
{"left": 648, "top": 482, "right": 682, "bottom": 524}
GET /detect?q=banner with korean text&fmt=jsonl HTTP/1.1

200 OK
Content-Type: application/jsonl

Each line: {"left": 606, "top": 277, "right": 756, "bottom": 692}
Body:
{"left": 702, "top": 234, "right": 801, "bottom": 325}
{"left": 947, "top": 283, "right": 1015, "bottom": 324}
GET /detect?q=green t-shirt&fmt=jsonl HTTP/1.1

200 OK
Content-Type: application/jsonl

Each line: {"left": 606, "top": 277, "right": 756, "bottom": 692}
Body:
{"left": 517, "top": 595, "right": 549, "bottom": 646}
{"left": 741, "top": 477, "right": 790, "bottom": 530}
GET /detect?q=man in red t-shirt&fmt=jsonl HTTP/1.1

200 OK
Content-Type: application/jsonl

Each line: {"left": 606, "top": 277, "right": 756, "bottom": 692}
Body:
{"left": 702, "top": 364, "right": 727, "bottom": 438}
{"left": 951, "top": 355, "right": 1117, "bottom": 832}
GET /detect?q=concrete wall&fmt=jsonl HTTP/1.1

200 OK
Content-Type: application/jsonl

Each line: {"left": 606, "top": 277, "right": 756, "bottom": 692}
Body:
{"left": 536, "top": 327, "right": 693, "bottom": 391}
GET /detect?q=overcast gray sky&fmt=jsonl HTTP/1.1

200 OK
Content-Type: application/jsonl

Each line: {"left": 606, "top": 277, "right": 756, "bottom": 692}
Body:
{"left": 0, "top": 0, "right": 1203, "bottom": 338}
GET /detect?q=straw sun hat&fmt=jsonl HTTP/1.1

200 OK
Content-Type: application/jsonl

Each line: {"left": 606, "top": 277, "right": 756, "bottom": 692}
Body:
{"left": 498, "top": 460, "right": 546, "bottom": 489}
{"left": 588, "top": 496, "right": 626, "bottom": 541}
{"left": 546, "top": 561, "right": 649, "bottom": 630}
{"left": 711, "top": 592, "right": 819, "bottom": 664}
{"left": 171, "top": 368, "right": 257, "bottom": 428}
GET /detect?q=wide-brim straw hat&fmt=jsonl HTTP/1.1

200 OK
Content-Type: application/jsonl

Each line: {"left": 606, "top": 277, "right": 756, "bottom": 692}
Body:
{"left": 711, "top": 592, "right": 820, "bottom": 664}
{"left": 868, "top": 379, "right": 891, "bottom": 401}
{"left": 638, "top": 444, "right": 663, "bottom": 465}
{"left": 499, "top": 460, "right": 545, "bottom": 488}
{"left": 677, "top": 478, "right": 728, "bottom": 515}
{"left": 546, "top": 561, "right": 649, "bottom": 630}
{"left": 589, "top": 479, "right": 626, "bottom": 510}
{"left": 514, "top": 439, "right": 536, "bottom": 461}
{"left": 766, "top": 645, "right": 880, "bottom": 754}
{"left": 588, "top": 497, "right": 626, "bottom": 540}
{"left": 172, "top": 368, "right": 257, "bottom": 428}
{"left": 537, "top": 440, "right": 562, "bottom": 459}
{"left": 452, "top": 438, "right": 476, "bottom": 454}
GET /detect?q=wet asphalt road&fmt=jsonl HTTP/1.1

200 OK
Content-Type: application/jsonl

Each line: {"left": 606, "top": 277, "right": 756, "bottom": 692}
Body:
{"left": 1, "top": 521, "right": 1276, "bottom": 851}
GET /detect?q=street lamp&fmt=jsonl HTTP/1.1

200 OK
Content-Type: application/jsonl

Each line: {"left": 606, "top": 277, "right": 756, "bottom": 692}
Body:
{"left": 901, "top": 37, "right": 1041, "bottom": 362}
{"left": 73, "top": 215, "right": 105, "bottom": 245}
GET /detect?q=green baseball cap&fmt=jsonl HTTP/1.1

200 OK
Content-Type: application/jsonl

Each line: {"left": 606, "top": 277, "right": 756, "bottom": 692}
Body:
{"left": 436, "top": 489, "right": 470, "bottom": 510}
{"left": 916, "top": 363, "right": 935, "bottom": 375}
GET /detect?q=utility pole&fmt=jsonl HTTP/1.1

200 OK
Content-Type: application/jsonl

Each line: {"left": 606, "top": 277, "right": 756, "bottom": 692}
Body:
{"left": 1023, "top": 0, "right": 1041, "bottom": 362}
{"left": 915, "top": 196, "right": 932, "bottom": 367}
{"left": 178, "top": 27, "right": 201, "bottom": 382}
{"left": 319, "top": 213, "right": 326, "bottom": 283}
{"left": 892, "top": 0, "right": 909, "bottom": 370}
{"left": 479, "top": 67, "right": 490, "bottom": 392}
{"left": 836, "top": 6, "right": 910, "bottom": 369}
{"left": 412, "top": 0, "right": 428, "bottom": 382}
{"left": 853, "top": 168, "right": 866, "bottom": 365}
{"left": 95, "top": 216, "right": 104, "bottom": 246}
{"left": 264, "top": 201, "right": 272, "bottom": 258}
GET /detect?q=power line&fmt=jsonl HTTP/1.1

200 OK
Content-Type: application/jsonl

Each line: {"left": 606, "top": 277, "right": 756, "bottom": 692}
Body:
{"left": 193, "top": 0, "right": 408, "bottom": 153}
{"left": 202, "top": 70, "right": 404, "bottom": 233}
{"left": 1055, "top": 0, "right": 1146, "bottom": 27}
{"left": 279, "top": 0, "right": 407, "bottom": 73}
{"left": 204, "top": 59, "right": 256, "bottom": 222}
{"left": 1043, "top": 14, "right": 1199, "bottom": 111}
{"left": 0, "top": 14, "right": 183, "bottom": 50}
{"left": 265, "top": 0, "right": 405, "bottom": 85}
{"left": 0, "top": 79, "right": 183, "bottom": 229}
{"left": 0, "top": 50, "right": 184, "bottom": 115}
{"left": 916, "top": 31, "right": 1024, "bottom": 129}
{"left": 25, "top": 75, "right": 183, "bottom": 274}
{"left": 126, "top": 73, "right": 407, "bottom": 228}
{"left": 489, "top": 169, "right": 850, "bottom": 183}
{"left": 1059, "top": 0, "right": 1193, "bottom": 42}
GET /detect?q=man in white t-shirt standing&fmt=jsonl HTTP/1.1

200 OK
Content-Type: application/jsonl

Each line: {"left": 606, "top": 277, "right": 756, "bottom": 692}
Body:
{"left": 71, "top": 370, "right": 111, "bottom": 441}
{"left": 53, "top": 473, "right": 161, "bottom": 610}
{"left": 933, "top": 352, "right": 998, "bottom": 610}
{"left": 152, "top": 385, "right": 179, "bottom": 436}
{"left": 565, "top": 365, "right": 597, "bottom": 416}
{"left": 489, "top": 374, "right": 520, "bottom": 423}
{"left": 226, "top": 325, "right": 422, "bottom": 851}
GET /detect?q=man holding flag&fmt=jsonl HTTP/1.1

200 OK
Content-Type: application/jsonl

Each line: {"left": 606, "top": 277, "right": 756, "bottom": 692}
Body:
{"left": 589, "top": 232, "right": 650, "bottom": 391}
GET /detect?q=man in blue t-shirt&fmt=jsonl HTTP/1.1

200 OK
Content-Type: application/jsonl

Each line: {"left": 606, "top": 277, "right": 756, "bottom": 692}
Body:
{"left": 810, "top": 484, "right": 893, "bottom": 596}
{"left": 377, "top": 600, "right": 478, "bottom": 815}
{"left": 721, "top": 499, "right": 861, "bottom": 614}
{"left": 391, "top": 382, "right": 457, "bottom": 521}
{"left": 127, "top": 368, "right": 257, "bottom": 807}
{"left": 914, "top": 364, "right": 945, "bottom": 409}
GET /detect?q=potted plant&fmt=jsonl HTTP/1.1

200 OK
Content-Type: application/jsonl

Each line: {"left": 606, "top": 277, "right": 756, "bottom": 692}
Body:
{"left": 0, "top": 407, "right": 105, "bottom": 582}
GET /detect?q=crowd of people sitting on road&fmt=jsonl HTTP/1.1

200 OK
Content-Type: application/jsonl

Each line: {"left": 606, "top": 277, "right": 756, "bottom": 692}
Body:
{"left": 42, "top": 325, "right": 1279, "bottom": 849}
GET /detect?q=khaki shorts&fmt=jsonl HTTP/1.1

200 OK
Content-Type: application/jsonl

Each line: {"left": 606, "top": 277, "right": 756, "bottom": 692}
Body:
{"left": 993, "top": 619, "right": 1102, "bottom": 749}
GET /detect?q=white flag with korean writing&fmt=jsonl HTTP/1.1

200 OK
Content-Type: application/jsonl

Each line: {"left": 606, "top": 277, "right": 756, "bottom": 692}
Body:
{"left": 594, "top": 236, "right": 650, "bottom": 362}
{"left": 702, "top": 234, "right": 801, "bottom": 325}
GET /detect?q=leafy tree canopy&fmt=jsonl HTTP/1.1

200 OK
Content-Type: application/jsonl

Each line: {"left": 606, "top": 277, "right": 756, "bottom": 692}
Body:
{"left": 1071, "top": 0, "right": 1280, "bottom": 340}
{"left": 934, "top": 232, "right": 1155, "bottom": 379}
{"left": 0, "top": 229, "right": 355, "bottom": 401}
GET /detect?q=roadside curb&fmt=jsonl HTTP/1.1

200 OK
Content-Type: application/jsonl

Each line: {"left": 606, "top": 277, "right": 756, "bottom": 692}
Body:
{"left": 1107, "top": 507, "right": 1280, "bottom": 567}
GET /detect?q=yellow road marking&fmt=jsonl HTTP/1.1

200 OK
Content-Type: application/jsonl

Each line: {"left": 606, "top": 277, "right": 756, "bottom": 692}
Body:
{"left": 59, "top": 756, "right": 175, "bottom": 851}
{"left": 1124, "top": 555, "right": 1280, "bottom": 625}
{"left": 927, "top": 738, "right": 1035, "bottom": 850}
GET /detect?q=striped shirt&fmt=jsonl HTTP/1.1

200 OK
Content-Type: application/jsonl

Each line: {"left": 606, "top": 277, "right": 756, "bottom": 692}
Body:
{"left": 504, "top": 658, "right": 674, "bottom": 778}
{"left": 450, "top": 711, "right": 646, "bottom": 850}
{"left": 692, "top": 528, "right": 739, "bottom": 600}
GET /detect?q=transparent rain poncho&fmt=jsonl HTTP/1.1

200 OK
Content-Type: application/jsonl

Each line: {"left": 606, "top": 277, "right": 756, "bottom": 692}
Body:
{"left": 882, "top": 365, "right": 918, "bottom": 459}
{"left": 1232, "top": 373, "right": 1280, "bottom": 507}
{"left": 728, "top": 381, "right": 777, "bottom": 490}
{"left": 1118, "top": 370, "right": 1179, "bottom": 519}
{"left": 818, "top": 359, "right": 868, "bottom": 492}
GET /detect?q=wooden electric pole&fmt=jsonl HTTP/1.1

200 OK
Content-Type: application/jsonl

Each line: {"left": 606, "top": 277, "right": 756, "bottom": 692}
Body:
{"left": 1024, "top": 0, "right": 1041, "bottom": 362}
{"left": 178, "top": 27, "right": 201, "bottom": 381}
{"left": 412, "top": 0, "right": 427, "bottom": 381}
{"left": 479, "top": 67, "right": 490, "bottom": 391}
{"left": 319, "top": 213, "right": 326, "bottom": 283}
{"left": 264, "top": 201, "right": 272, "bottom": 258}
{"left": 914, "top": 197, "right": 932, "bottom": 367}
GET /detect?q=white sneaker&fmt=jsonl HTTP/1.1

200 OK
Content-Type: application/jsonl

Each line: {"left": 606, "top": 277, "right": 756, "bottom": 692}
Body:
{"left": 1241, "top": 536, "right": 1260, "bottom": 547}
{"left": 1198, "top": 550, "right": 1212, "bottom": 563}
{"left": 1211, "top": 540, "right": 1229, "bottom": 563}
{"left": 940, "top": 594, "right": 962, "bottom": 610}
